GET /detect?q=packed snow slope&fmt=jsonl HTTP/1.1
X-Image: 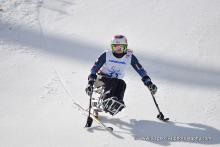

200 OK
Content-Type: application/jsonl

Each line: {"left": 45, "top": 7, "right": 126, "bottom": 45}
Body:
{"left": 0, "top": 0, "right": 220, "bottom": 147}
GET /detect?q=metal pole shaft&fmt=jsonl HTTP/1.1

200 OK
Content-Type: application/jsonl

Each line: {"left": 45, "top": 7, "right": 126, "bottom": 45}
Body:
{"left": 151, "top": 93, "right": 161, "bottom": 113}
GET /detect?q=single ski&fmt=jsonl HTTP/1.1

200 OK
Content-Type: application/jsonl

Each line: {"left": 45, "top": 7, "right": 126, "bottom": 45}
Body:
{"left": 90, "top": 113, "right": 114, "bottom": 132}
{"left": 74, "top": 102, "right": 114, "bottom": 132}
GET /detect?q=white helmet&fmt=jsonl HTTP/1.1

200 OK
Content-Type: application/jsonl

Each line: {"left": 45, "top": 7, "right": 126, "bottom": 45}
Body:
{"left": 111, "top": 35, "right": 128, "bottom": 53}
{"left": 111, "top": 35, "right": 128, "bottom": 45}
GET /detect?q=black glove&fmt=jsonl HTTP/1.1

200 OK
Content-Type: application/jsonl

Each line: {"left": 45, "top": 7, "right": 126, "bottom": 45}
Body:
{"left": 85, "top": 74, "right": 97, "bottom": 96}
{"left": 142, "top": 76, "right": 157, "bottom": 95}
{"left": 148, "top": 83, "right": 157, "bottom": 95}
{"left": 85, "top": 84, "right": 93, "bottom": 96}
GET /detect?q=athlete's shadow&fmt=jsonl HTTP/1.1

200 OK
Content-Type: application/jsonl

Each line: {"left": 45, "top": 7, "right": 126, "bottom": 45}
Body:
{"left": 101, "top": 117, "right": 220, "bottom": 146}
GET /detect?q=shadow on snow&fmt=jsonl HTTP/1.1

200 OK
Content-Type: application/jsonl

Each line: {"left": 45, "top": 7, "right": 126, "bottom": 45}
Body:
{"left": 99, "top": 117, "right": 220, "bottom": 145}
{"left": 0, "top": 21, "right": 220, "bottom": 89}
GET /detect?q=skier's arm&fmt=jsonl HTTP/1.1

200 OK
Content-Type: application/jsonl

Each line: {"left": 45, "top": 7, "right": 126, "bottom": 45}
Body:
{"left": 131, "top": 54, "right": 150, "bottom": 81}
{"left": 131, "top": 54, "right": 157, "bottom": 94}
{"left": 88, "top": 52, "right": 106, "bottom": 81}
{"left": 85, "top": 53, "right": 106, "bottom": 95}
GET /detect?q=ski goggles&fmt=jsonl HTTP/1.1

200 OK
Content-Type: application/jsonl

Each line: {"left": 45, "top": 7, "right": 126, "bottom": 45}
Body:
{"left": 111, "top": 44, "right": 127, "bottom": 53}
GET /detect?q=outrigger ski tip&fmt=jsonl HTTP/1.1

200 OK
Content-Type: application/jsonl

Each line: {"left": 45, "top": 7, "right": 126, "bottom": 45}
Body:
{"left": 157, "top": 112, "right": 169, "bottom": 122}
{"left": 107, "top": 127, "right": 114, "bottom": 132}
{"left": 158, "top": 117, "right": 169, "bottom": 122}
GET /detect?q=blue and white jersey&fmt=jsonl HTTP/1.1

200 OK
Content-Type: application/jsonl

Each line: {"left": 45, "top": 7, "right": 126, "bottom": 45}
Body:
{"left": 99, "top": 50, "right": 132, "bottom": 79}
{"left": 90, "top": 49, "right": 148, "bottom": 79}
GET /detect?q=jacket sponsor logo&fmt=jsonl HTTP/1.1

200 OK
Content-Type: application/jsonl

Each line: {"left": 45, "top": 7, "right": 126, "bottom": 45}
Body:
{"left": 109, "top": 60, "right": 126, "bottom": 64}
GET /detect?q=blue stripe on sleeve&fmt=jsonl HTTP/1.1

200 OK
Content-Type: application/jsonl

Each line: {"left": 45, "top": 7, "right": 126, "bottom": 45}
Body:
{"left": 90, "top": 52, "right": 106, "bottom": 75}
{"left": 131, "top": 54, "right": 148, "bottom": 78}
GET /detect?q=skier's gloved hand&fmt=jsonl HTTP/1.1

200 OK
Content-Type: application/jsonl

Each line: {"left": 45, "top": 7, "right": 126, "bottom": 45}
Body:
{"left": 85, "top": 84, "right": 93, "bottom": 96}
{"left": 142, "top": 76, "right": 157, "bottom": 95}
{"left": 148, "top": 83, "right": 157, "bottom": 95}
{"left": 85, "top": 74, "right": 97, "bottom": 96}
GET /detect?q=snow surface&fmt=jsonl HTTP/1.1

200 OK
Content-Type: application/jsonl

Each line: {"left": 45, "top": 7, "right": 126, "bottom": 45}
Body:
{"left": 0, "top": 0, "right": 220, "bottom": 146}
